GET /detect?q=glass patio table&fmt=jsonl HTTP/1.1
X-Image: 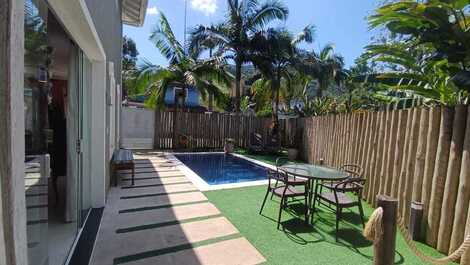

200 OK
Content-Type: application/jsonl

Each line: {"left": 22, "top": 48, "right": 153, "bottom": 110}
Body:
{"left": 279, "top": 162, "right": 349, "bottom": 223}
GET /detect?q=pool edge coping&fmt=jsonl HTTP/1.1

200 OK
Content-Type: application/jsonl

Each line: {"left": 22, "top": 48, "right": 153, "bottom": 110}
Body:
{"left": 166, "top": 152, "right": 274, "bottom": 191}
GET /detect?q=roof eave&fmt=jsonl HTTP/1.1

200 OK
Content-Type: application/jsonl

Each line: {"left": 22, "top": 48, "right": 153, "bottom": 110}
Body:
{"left": 122, "top": 0, "right": 148, "bottom": 27}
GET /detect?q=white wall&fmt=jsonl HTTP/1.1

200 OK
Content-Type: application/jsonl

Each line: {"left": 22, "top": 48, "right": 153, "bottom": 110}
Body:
{"left": 0, "top": 0, "right": 29, "bottom": 264}
{"left": 121, "top": 107, "right": 155, "bottom": 149}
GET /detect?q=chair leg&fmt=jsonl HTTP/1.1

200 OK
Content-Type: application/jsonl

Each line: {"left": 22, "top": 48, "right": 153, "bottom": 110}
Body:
{"left": 259, "top": 188, "right": 270, "bottom": 214}
{"left": 277, "top": 197, "right": 284, "bottom": 230}
{"left": 304, "top": 193, "right": 308, "bottom": 224}
{"left": 336, "top": 208, "right": 342, "bottom": 242}
{"left": 310, "top": 182, "right": 318, "bottom": 224}
{"left": 270, "top": 180, "right": 279, "bottom": 200}
{"left": 318, "top": 182, "right": 323, "bottom": 206}
{"left": 358, "top": 201, "right": 365, "bottom": 228}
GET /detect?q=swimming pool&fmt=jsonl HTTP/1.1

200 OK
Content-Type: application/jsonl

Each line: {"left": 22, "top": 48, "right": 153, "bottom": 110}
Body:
{"left": 174, "top": 153, "right": 268, "bottom": 185}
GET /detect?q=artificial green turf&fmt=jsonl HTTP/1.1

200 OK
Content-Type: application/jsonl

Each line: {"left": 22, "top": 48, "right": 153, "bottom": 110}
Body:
{"left": 204, "top": 185, "right": 451, "bottom": 265}
{"left": 235, "top": 149, "right": 304, "bottom": 165}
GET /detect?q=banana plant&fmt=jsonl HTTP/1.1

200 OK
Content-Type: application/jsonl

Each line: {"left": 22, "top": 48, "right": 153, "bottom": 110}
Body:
{"left": 364, "top": 42, "right": 467, "bottom": 106}
{"left": 368, "top": 0, "right": 470, "bottom": 94}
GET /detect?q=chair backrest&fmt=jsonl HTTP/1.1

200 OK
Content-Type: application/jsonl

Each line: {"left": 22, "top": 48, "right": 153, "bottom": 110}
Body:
{"left": 266, "top": 135, "right": 280, "bottom": 147}
{"left": 340, "top": 164, "right": 363, "bottom": 179}
{"left": 334, "top": 177, "right": 366, "bottom": 195}
{"left": 275, "top": 157, "right": 289, "bottom": 168}
{"left": 267, "top": 169, "right": 286, "bottom": 186}
{"left": 281, "top": 168, "right": 309, "bottom": 186}
{"left": 250, "top": 133, "right": 263, "bottom": 146}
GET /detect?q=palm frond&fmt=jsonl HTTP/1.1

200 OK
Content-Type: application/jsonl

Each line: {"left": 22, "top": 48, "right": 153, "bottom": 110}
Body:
{"left": 149, "top": 13, "right": 185, "bottom": 65}
{"left": 248, "top": 0, "right": 288, "bottom": 31}
{"left": 292, "top": 25, "right": 316, "bottom": 45}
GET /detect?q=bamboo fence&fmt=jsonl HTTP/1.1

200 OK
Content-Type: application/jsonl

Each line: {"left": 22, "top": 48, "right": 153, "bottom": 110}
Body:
{"left": 300, "top": 105, "right": 470, "bottom": 256}
{"left": 153, "top": 111, "right": 297, "bottom": 150}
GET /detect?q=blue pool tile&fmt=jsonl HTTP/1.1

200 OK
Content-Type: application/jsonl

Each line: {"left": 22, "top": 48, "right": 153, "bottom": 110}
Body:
{"left": 175, "top": 154, "right": 268, "bottom": 185}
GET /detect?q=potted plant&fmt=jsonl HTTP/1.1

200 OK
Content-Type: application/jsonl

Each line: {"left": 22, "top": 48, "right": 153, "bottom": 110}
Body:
{"left": 224, "top": 138, "right": 235, "bottom": 154}
{"left": 287, "top": 129, "right": 302, "bottom": 160}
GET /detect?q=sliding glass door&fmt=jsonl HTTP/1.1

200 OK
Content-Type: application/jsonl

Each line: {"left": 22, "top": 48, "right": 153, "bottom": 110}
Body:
{"left": 23, "top": 1, "right": 92, "bottom": 264}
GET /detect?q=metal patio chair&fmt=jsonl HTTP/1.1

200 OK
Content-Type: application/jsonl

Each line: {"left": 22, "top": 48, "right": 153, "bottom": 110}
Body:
{"left": 312, "top": 177, "right": 366, "bottom": 241}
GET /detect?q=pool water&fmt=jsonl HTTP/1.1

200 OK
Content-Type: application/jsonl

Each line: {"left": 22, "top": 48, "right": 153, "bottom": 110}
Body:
{"left": 175, "top": 153, "right": 268, "bottom": 185}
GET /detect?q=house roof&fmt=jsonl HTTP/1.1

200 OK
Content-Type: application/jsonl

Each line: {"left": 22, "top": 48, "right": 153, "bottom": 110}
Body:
{"left": 122, "top": 0, "right": 149, "bottom": 27}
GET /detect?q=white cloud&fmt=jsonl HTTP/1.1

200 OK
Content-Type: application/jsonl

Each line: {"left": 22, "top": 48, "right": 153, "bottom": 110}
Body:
{"left": 190, "top": 0, "right": 217, "bottom": 15}
{"left": 147, "top": 6, "right": 159, "bottom": 15}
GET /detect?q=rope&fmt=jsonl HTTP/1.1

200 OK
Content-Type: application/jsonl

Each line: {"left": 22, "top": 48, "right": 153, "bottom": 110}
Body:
{"left": 363, "top": 207, "right": 383, "bottom": 244}
{"left": 364, "top": 207, "right": 470, "bottom": 265}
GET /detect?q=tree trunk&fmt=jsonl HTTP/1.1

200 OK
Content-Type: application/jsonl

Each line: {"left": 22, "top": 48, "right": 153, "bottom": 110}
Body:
{"left": 317, "top": 78, "right": 324, "bottom": 98}
{"left": 208, "top": 48, "right": 213, "bottom": 111}
{"left": 275, "top": 71, "right": 281, "bottom": 125}
{"left": 235, "top": 60, "right": 242, "bottom": 113}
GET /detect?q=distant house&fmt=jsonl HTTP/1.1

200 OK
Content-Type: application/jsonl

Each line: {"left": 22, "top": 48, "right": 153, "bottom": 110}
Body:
{"left": 125, "top": 86, "right": 208, "bottom": 112}
{"left": 164, "top": 86, "right": 207, "bottom": 112}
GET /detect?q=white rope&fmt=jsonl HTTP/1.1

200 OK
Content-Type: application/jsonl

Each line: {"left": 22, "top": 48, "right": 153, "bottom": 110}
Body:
{"left": 364, "top": 207, "right": 470, "bottom": 265}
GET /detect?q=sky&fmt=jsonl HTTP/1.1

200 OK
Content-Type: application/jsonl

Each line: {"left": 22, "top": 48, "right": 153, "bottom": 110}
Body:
{"left": 123, "top": 0, "right": 380, "bottom": 68}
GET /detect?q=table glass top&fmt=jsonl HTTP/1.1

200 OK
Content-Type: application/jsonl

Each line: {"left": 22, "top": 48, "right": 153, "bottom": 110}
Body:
{"left": 280, "top": 162, "right": 349, "bottom": 180}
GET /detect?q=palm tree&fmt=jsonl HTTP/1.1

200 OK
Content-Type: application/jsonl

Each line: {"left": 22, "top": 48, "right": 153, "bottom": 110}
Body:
{"left": 189, "top": 0, "right": 289, "bottom": 112}
{"left": 136, "top": 13, "right": 232, "bottom": 109}
{"left": 250, "top": 26, "right": 315, "bottom": 125}
{"left": 188, "top": 25, "right": 222, "bottom": 111}
{"left": 309, "top": 44, "right": 345, "bottom": 98}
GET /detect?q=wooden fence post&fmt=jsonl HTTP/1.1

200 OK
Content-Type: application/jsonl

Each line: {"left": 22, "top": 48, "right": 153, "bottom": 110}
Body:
{"left": 461, "top": 210, "right": 470, "bottom": 265}
{"left": 375, "top": 195, "right": 398, "bottom": 265}
{"left": 412, "top": 108, "right": 429, "bottom": 202}
{"left": 438, "top": 105, "right": 468, "bottom": 253}
{"left": 449, "top": 105, "right": 470, "bottom": 253}
{"left": 421, "top": 107, "right": 440, "bottom": 234}
{"left": 427, "top": 106, "right": 454, "bottom": 247}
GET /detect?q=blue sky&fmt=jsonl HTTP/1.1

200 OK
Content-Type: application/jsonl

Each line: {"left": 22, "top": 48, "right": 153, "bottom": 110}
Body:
{"left": 123, "top": 0, "right": 380, "bottom": 67}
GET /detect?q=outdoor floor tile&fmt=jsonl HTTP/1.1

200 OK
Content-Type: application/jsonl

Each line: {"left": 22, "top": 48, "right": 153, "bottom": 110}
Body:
{"left": 91, "top": 152, "right": 265, "bottom": 265}
{"left": 115, "top": 202, "right": 221, "bottom": 230}
{"left": 118, "top": 183, "right": 198, "bottom": 198}
{"left": 120, "top": 176, "right": 189, "bottom": 186}
{"left": 126, "top": 237, "right": 266, "bottom": 265}
{"left": 118, "top": 170, "right": 182, "bottom": 177}
{"left": 117, "top": 191, "right": 208, "bottom": 211}
{"left": 118, "top": 167, "right": 178, "bottom": 173}
{"left": 102, "top": 217, "right": 239, "bottom": 264}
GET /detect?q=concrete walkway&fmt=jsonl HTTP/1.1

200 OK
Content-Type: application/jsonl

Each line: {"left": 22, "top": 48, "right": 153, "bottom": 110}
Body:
{"left": 90, "top": 151, "right": 266, "bottom": 265}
